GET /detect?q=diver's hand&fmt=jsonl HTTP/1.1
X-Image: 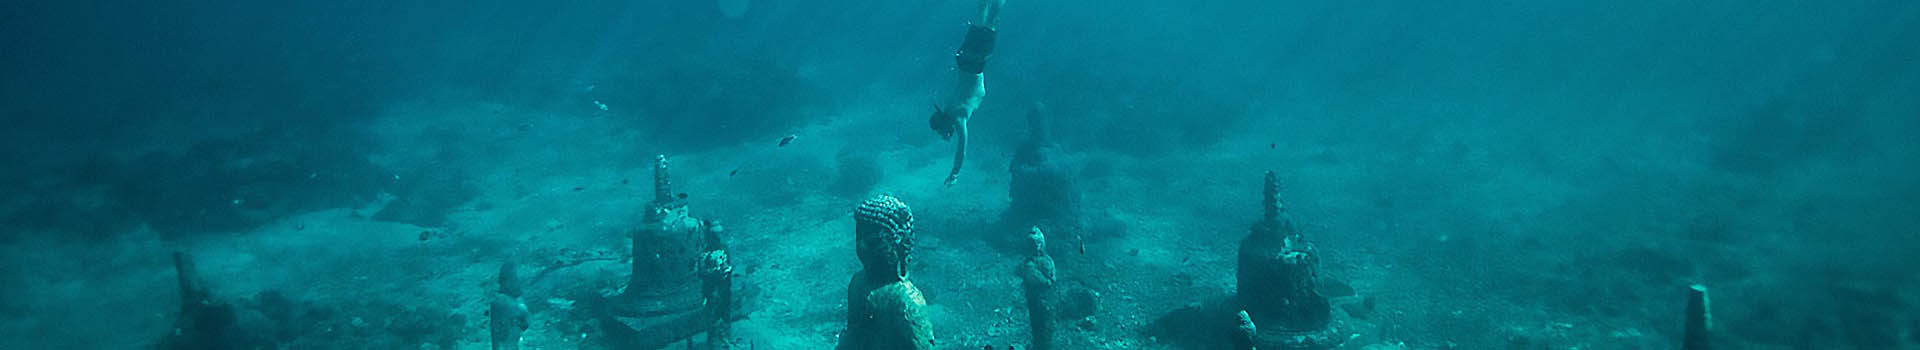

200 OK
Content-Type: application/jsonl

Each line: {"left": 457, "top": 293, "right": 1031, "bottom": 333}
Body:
{"left": 944, "top": 173, "right": 959, "bottom": 187}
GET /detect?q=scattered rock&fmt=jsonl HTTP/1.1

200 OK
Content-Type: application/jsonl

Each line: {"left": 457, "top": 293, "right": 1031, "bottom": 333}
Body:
{"left": 1341, "top": 296, "right": 1377, "bottom": 320}
{"left": 1059, "top": 288, "right": 1101, "bottom": 320}
{"left": 1319, "top": 277, "right": 1356, "bottom": 298}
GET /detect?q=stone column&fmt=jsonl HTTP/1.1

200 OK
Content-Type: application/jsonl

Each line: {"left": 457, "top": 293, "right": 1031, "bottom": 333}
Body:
{"left": 1235, "top": 171, "right": 1340, "bottom": 349}
{"left": 1682, "top": 284, "right": 1712, "bottom": 350}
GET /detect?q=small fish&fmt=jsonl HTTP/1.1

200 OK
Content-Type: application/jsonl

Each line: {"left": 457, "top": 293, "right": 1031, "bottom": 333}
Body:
{"left": 1076, "top": 234, "right": 1087, "bottom": 255}
{"left": 1269, "top": 143, "right": 1277, "bottom": 149}
{"left": 677, "top": 193, "right": 690, "bottom": 200}
{"left": 729, "top": 168, "right": 740, "bottom": 177}
{"left": 778, "top": 134, "right": 798, "bottom": 147}
{"left": 419, "top": 230, "right": 433, "bottom": 242}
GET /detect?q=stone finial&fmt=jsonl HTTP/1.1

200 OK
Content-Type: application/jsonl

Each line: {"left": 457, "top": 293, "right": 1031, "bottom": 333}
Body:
{"left": 653, "top": 155, "right": 673, "bottom": 205}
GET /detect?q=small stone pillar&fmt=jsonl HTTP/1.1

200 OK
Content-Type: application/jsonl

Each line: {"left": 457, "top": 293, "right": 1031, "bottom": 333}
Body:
{"left": 1682, "top": 284, "right": 1712, "bottom": 350}
{"left": 1017, "top": 227, "right": 1058, "bottom": 350}
{"left": 1235, "top": 171, "right": 1340, "bottom": 349}
{"left": 839, "top": 195, "right": 936, "bottom": 350}
{"left": 491, "top": 261, "right": 530, "bottom": 350}
{"left": 157, "top": 251, "right": 249, "bottom": 350}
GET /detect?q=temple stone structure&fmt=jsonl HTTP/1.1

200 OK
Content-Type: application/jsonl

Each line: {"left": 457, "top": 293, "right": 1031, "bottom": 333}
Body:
{"left": 600, "top": 155, "right": 731, "bottom": 349}
{"left": 1235, "top": 171, "right": 1340, "bottom": 349}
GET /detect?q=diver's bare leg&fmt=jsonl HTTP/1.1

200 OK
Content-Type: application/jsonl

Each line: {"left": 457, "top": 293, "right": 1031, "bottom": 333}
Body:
{"left": 978, "top": 0, "right": 1006, "bottom": 29}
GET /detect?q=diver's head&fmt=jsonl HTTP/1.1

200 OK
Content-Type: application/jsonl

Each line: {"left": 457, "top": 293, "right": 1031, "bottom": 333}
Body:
{"left": 929, "top": 105, "right": 956, "bottom": 140}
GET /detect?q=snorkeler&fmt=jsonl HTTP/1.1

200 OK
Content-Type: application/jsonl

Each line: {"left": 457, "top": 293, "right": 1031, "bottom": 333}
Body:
{"left": 930, "top": 0, "right": 1006, "bottom": 186}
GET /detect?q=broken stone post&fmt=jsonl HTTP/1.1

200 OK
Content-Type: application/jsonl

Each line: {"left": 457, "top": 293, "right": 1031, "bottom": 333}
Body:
{"left": 1017, "top": 226, "right": 1058, "bottom": 350}
{"left": 157, "top": 251, "right": 247, "bottom": 350}
{"left": 1235, "top": 171, "right": 1340, "bottom": 349}
{"left": 174, "top": 252, "right": 207, "bottom": 309}
{"left": 491, "top": 261, "right": 530, "bottom": 350}
{"left": 1683, "top": 284, "right": 1712, "bottom": 350}
{"left": 699, "top": 221, "right": 736, "bottom": 350}
{"left": 839, "top": 195, "right": 935, "bottom": 350}
{"left": 602, "top": 155, "right": 718, "bottom": 349}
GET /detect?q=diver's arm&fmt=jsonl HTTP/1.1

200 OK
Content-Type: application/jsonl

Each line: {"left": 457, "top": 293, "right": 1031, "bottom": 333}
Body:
{"left": 946, "top": 118, "right": 968, "bottom": 186}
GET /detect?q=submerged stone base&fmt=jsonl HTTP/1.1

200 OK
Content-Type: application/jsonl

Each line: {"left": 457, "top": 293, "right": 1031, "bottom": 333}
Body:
{"left": 1254, "top": 325, "right": 1344, "bottom": 350}
{"left": 598, "top": 309, "right": 708, "bottom": 350}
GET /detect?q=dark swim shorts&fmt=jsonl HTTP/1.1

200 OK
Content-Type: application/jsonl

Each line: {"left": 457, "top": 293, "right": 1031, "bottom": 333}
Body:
{"left": 955, "top": 25, "right": 996, "bottom": 74}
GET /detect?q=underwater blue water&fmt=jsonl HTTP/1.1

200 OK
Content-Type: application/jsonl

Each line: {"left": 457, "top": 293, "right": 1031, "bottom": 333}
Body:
{"left": 3, "top": 0, "right": 1917, "bottom": 349}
